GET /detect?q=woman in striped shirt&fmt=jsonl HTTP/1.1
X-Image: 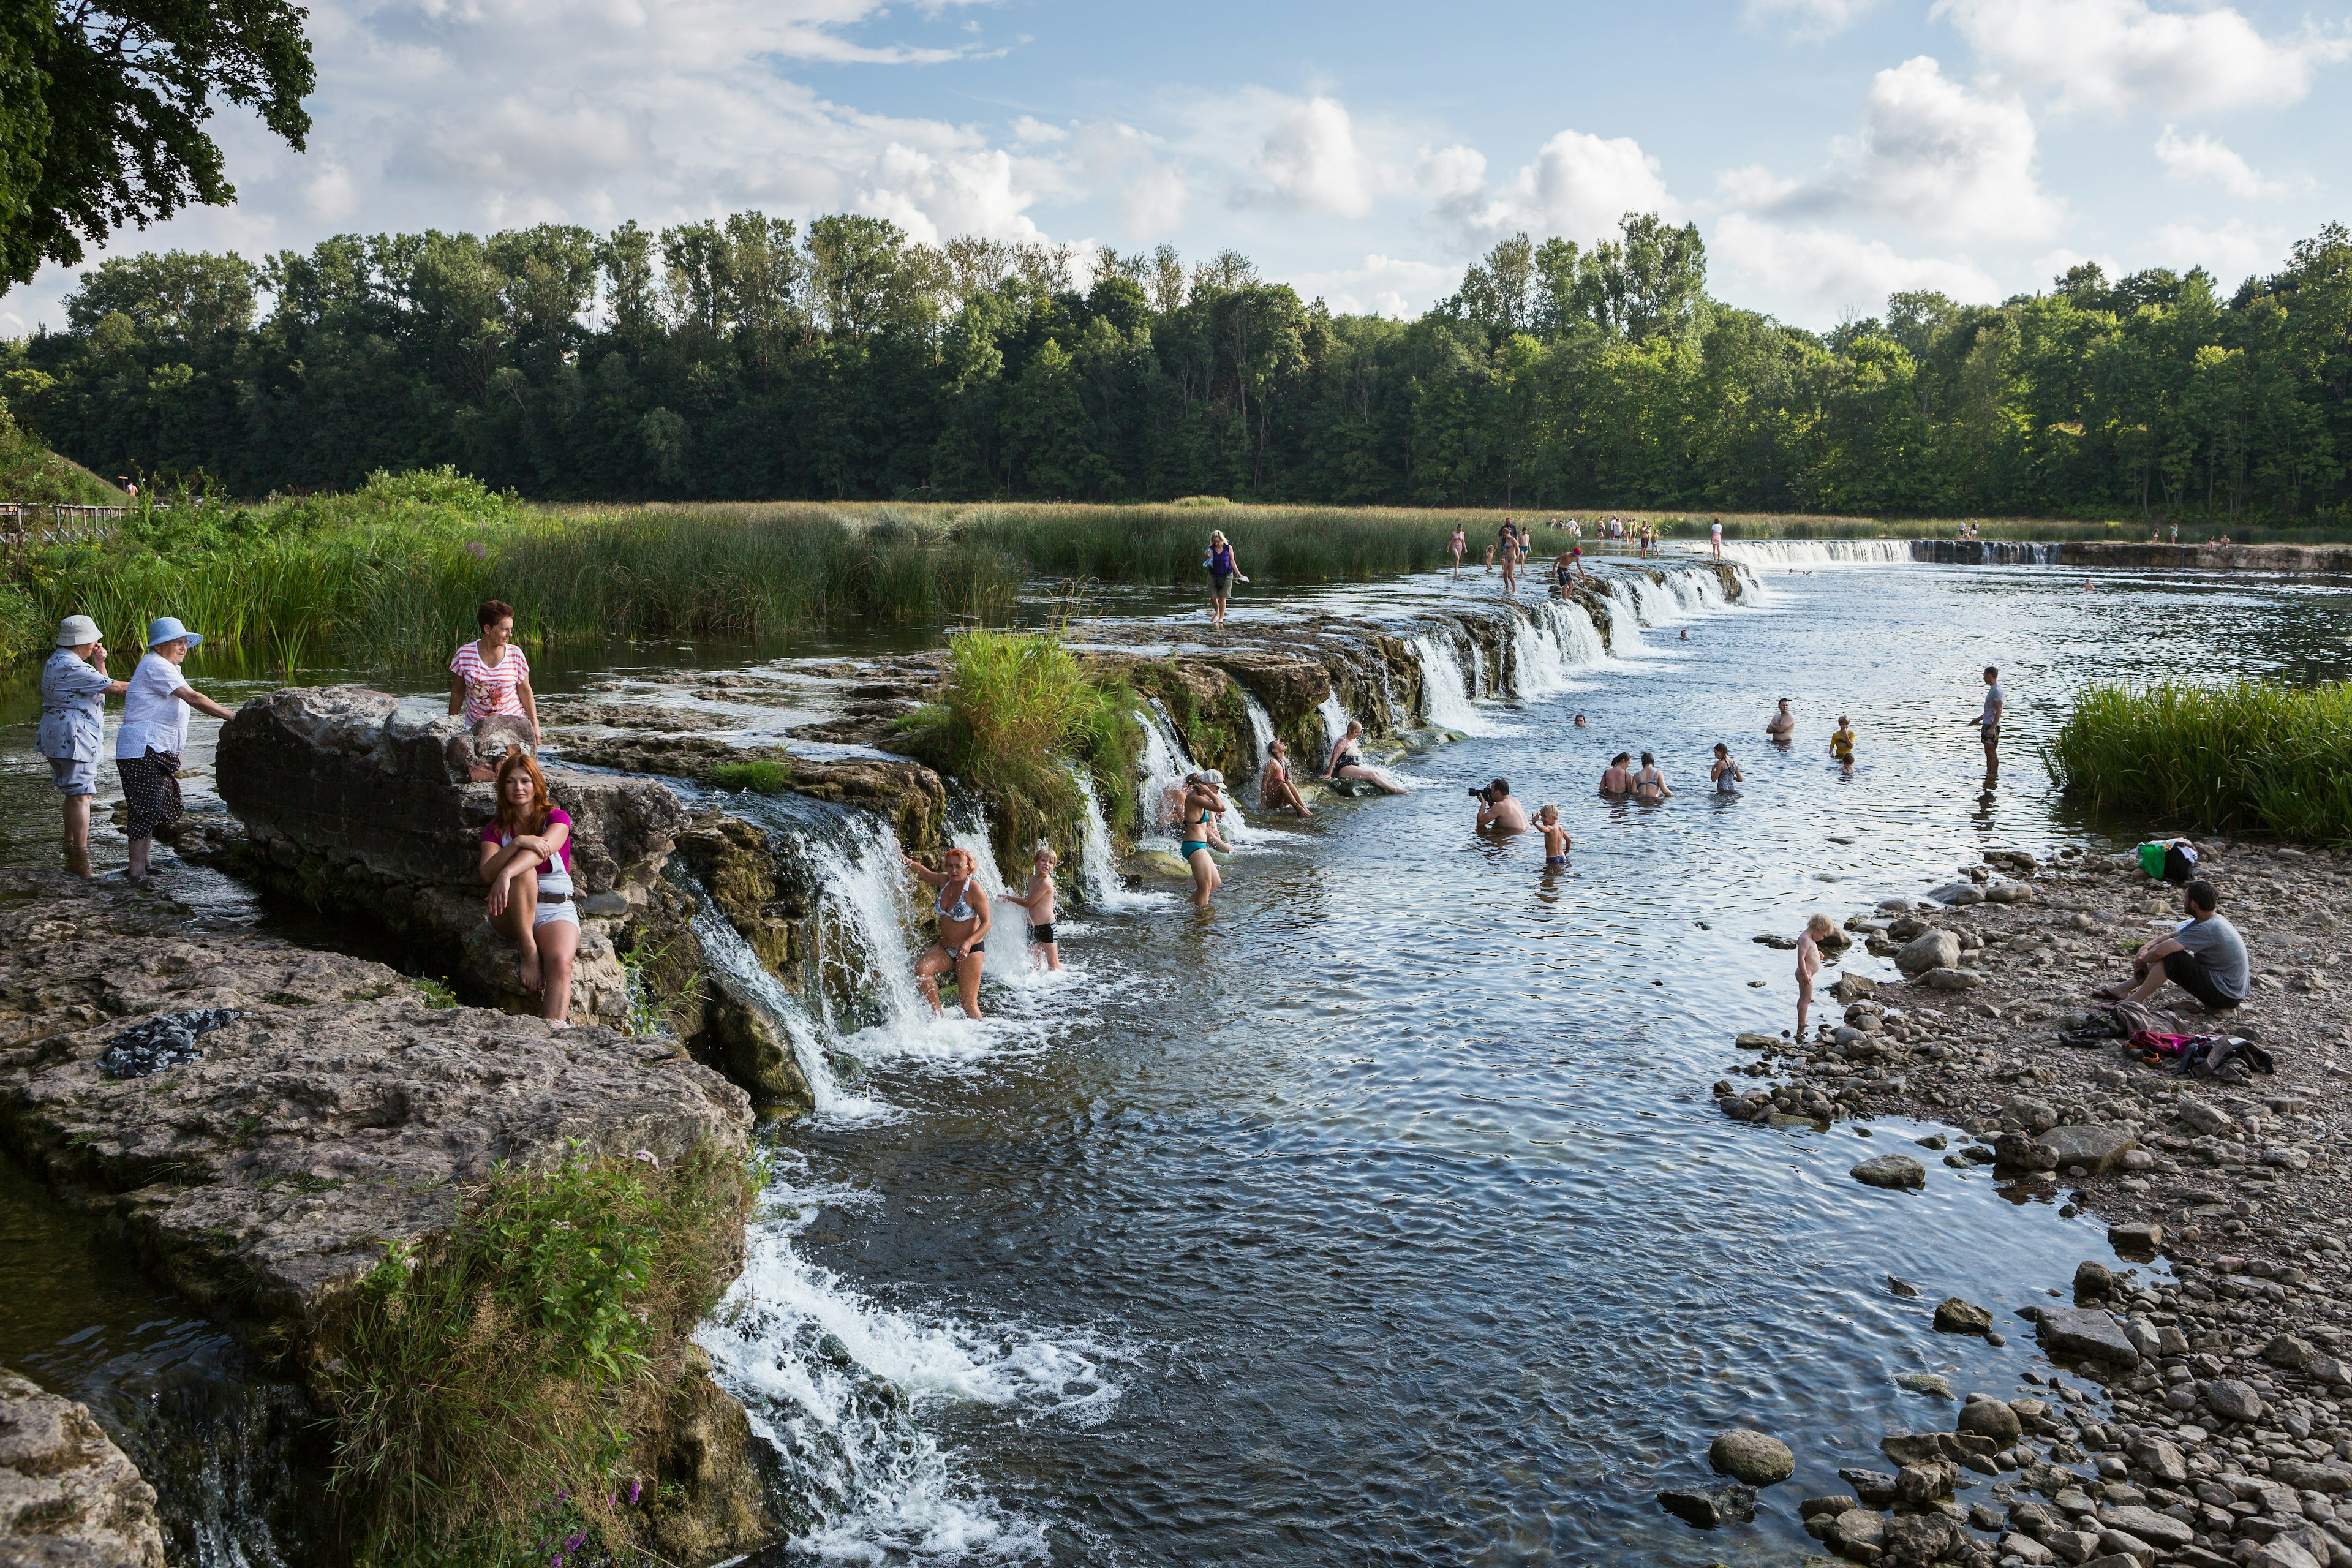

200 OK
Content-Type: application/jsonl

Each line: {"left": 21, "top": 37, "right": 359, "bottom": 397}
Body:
{"left": 448, "top": 598, "right": 539, "bottom": 744}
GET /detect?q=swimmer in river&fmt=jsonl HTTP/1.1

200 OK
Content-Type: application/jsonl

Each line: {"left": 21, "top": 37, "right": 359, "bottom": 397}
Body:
{"left": 999, "top": 845, "right": 1061, "bottom": 972}
{"left": 1678, "top": 628, "right": 1689, "bottom": 641}
{"left": 1322, "top": 719, "right": 1409, "bottom": 796}
{"left": 903, "top": 843, "right": 992, "bottom": 1018}
{"left": 1538, "top": 804, "right": 1570, "bottom": 868}
{"left": 1765, "top": 698, "right": 1796, "bottom": 744}
{"left": 1178, "top": 771, "right": 1232, "bottom": 909}
{"left": 1709, "top": 742, "right": 1743, "bottom": 794}
{"left": 1795, "top": 913, "right": 1833, "bottom": 1036}
{"left": 1574, "top": 714, "right": 1587, "bottom": 728}
{"left": 1632, "top": 752, "right": 1672, "bottom": 803}
{"left": 1831, "top": 715, "right": 1856, "bottom": 773}
{"left": 1259, "top": 737, "right": 1313, "bottom": 817}
{"left": 1474, "top": 777, "right": 1530, "bottom": 833}
{"left": 1600, "top": 752, "right": 1634, "bottom": 795}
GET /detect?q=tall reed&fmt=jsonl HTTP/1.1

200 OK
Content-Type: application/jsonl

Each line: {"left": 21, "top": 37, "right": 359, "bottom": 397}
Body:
{"left": 2045, "top": 679, "right": 2352, "bottom": 844}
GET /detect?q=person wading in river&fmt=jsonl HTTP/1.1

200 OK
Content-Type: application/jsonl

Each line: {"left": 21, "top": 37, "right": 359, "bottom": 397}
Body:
{"left": 1765, "top": 698, "right": 1796, "bottom": 744}
{"left": 448, "top": 599, "right": 540, "bottom": 755}
{"left": 1971, "top": 665, "right": 2004, "bottom": 785}
{"left": 39, "top": 615, "right": 128, "bottom": 876}
{"left": 477, "top": 750, "right": 579, "bottom": 1023}
{"left": 1449, "top": 525, "right": 1466, "bottom": 576}
{"left": 1631, "top": 753, "right": 1672, "bottom": 804}
{"left": 1259, "top": 738, "right": 1313, "bottom": 818}
{"left": 1176, "top": 772, "right": 1232, "bottom": 909}
{"left": 116, "top": 618, "right": 233, "bottom": 881}
{"left": 1599, "top": 752, "right": 1635, "bottom": 796}
{"left": 1795, "top": 913, "right": 1834, "bottom": 1036}
{"left": 903, "top": 843, "right": 993, "bottom": 1017}
{"left": 1474, "top": 777, "right": 1530, "bottom": 833}
{"left": 1204, "top": 532, "right": 1246, "bottom": 630}
{"left": 1709, "top": 742, "right": 1743, "bottom": 795}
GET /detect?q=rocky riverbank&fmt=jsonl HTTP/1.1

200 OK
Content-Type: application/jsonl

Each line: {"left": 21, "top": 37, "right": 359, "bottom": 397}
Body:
{"left": 1707, "top": 840, "right": 2352, "bottom": 1568}
{"left": 0, "top": 870, "right": 772, "bottom": 1564}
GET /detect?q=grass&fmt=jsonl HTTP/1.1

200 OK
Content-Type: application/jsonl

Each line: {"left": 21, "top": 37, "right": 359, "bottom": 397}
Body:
{"left": 311, "top": 1144, "right": 750, "bottom": 1568}
{"left": 709, "top": 759, "right": 791, "bottom": 794}
{"left": 2045, "top": 679, "right": 2352, "bottom": 845}
{"left": 893, "top": 627, "right": 1143, "bottom": 851}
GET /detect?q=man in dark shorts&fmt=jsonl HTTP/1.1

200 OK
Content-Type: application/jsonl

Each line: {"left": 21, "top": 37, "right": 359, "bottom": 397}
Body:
{"left": 2095, "top": 880, "right": 2247, "bottom": 1013}
{"left": 1970, "top": 665, "right": 2003, "bottom": 783}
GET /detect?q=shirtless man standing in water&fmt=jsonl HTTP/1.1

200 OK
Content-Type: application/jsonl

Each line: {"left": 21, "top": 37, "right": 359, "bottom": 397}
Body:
{"left": 1765, "top": 698, "right": 1796, "bottom": 744}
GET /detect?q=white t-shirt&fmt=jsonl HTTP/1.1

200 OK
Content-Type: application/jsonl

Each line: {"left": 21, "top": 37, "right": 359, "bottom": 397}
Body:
{"left": 116, "top": 652, "right": 192, "bottom": 760}
{"left": 1711, "top": 522, "right": 1722, "bottom": 538}
{"left": 1981, "top": 682, "right": 2005, "bottom": 728}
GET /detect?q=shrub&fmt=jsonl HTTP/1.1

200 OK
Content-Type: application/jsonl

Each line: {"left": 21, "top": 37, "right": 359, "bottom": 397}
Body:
{"left": 312, "top": 1145, "right": 748, "bottom": 1567}
{"left": 710, "top": 759, "right": 790, "bottom": 794}
{"left": 2045, "top": 679, "right": 2352, "bottom": 844}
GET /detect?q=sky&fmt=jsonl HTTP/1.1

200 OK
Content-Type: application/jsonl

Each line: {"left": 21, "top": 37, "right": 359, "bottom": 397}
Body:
{"left": 4, "top": 0, "right": 2350, "bottom": 334}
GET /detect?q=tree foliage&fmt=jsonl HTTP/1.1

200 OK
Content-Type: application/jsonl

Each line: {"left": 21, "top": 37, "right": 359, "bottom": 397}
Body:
{"left": 9, "top": 211, "right": 2352, "bottom": 522}
{"left": 0, "top": 0, "right": 314, "bottom": 287}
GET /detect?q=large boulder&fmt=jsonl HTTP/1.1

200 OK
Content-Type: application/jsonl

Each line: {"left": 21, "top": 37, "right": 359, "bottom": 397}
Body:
{"left": 216, "top": 686, "right": 688, "bottom": 1024}
{"left": 1896, "top": 930, "right": 1961, "bottom": 976}
{"left": 2037, "top": 1124, "right": 2138, "bottom": 1175}
{"left": 2035, "top": 1308, "right": 2141, "bottom": 1367}
{"left": 1709, "top": 1430, "right": 1795, "bottom": 1485}
{"left": 0, "top": 1369, "right": 166, "bottom": 1567}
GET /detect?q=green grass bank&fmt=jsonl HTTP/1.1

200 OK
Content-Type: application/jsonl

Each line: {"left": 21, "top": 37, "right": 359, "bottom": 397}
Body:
{"left": 2045, "top": 679, "right": 2352, "bottom": 845}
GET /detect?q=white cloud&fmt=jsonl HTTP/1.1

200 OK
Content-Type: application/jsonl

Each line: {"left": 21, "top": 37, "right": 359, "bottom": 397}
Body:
{"left": 1934, "top": 0, "right": 2352, "bottom": 114}
{"left": 2150, "top": 217, "right": 2286, "bottom": 287}
{"left": 1426, "top": 129, "right": 1673, "bottom": 246}
{"left": 1755, "top": 56, "right": 2060, "bottom": 245}
{"left": 1242, "top": 96, "right": 1374, "bottom": 217}
{"left": 1286, "top": 252, "right": 1458, "bottom": 317}
{"left": 1743, "top": 0, "right": 1878, "bottom": 39}
{"left": 1711, "top": 212, "right": 2002, "bottom": 322}
{"left": 2153, "top": 126, "right": 2295, "bottom": 200}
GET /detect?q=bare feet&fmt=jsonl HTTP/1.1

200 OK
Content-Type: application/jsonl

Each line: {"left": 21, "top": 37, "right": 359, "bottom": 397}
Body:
{"left": 519, "top": 943, "right": 543, "bottom": 991}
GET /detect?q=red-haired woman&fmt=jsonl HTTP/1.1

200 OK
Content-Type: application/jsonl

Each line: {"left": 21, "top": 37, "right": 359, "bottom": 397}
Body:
{"left": 477, "top": 751, "right": 578, "bottom": 1022}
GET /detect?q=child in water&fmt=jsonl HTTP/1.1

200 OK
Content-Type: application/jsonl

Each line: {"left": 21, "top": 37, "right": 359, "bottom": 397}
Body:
{"left": 1001, "top": 845, "right": 1061, "bottom": 971}
{"left": 1831, "top": 716, "right": 1856, "bottom": 774}
{"left": 1795, "top": 913, "right": 1833, "bottom": 1036}
{"left": 1538, "top": 804, "right": 1570, "bottom": 868}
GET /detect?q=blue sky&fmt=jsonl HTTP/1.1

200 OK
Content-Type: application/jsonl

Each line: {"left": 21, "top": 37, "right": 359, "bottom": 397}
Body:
{"left": 6, "top": 0, "right": 2348, "bottom": 333}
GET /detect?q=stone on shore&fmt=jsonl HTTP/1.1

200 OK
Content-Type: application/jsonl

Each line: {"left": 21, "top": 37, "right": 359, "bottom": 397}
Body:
{"left": 1956, "top": 1392, "right": 2022, "bottom": 1442}
{"left": 1896, "top": 930, "right": 1962, "bottom": 975}
{"left": 0, "top": 1368, "right": 166, "bottom": 1567}
{"left": 1934, "top": 1298, "right": 1994, "bottom": 1335}
{"left": 2035, "top": 1123, "right": 2137, "bottom": 1175}
{"left": 1709, "top": 1430, "right": 1795, "bottom": 1486}
{"left": 1922, "top": 966, "right": 1983, "bottom": 990}
{"left": 2206, "top": 1378, "right": 2265, "bottom": 1423}
{"left": 1852, "top": 1154, "right": 1926, "bottom": 1190}
{"left": 2035, "top": 1308, "right": 2140, "bottom": 1366}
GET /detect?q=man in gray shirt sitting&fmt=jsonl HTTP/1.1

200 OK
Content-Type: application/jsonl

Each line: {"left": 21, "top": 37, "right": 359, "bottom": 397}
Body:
{"left": 2095, "top": 879, "right": 2248, "bottom": 1013}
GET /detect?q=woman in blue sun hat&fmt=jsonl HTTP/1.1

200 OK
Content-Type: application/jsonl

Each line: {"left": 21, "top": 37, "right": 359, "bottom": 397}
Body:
{"left": 115, "top": 617, "right": 233, "bottom": 880}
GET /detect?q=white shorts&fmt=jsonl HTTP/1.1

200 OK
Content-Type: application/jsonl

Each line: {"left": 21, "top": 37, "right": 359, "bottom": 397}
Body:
{"left": 532, "top": 873, "right": 579, "bottom": 930}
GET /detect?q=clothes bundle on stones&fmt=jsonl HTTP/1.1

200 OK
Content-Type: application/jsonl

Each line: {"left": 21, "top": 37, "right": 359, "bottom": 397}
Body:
{"left": 98, "top": 1008, "right": 243, "bottom": 1079}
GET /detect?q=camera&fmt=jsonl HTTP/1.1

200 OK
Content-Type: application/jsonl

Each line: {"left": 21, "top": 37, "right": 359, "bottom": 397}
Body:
{"left": 1468, "top": 785, "right": 1491, "bottom": 802}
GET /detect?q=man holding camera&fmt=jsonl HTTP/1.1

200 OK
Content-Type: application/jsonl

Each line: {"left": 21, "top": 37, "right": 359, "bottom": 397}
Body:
{"left": 1472, "top": 777, "right": 1529, "bottom": 834}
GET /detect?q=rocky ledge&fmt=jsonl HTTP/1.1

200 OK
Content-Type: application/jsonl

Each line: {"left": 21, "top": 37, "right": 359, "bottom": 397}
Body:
{"left": 0, "top": 1368, "right": 167, "bottom": 1567}
{"left": 0, "top": 870, "right": 771, "bottom": 1562}
{"left": 1706, "top": 842, "right": 2352, "bottom": 1568}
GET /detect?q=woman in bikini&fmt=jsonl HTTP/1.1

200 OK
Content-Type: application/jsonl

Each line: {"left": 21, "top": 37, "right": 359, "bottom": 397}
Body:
{"left": 1178, "top": 772, "right": 1232, "bottom": 909}
{"left": 1321, "top": 719, "right": 1408, "bottom": 796}
{"left": 902, "top": 844, "right": 992, "bottom": 1019}
{"left": 1709, "top": 742, "right": 1743, "bottom": 795}
{"left": 1449, "top": 526, "right": 1466, "bottom": 576}
{"left": 1600, "top": 752, "right": 1635, "bottom": 795}
{"left": 1259, "top": 738, "right": 1313, "bottom": 817}
{"left": 1632, "top": 752, "right": 1673, "bottom": 804}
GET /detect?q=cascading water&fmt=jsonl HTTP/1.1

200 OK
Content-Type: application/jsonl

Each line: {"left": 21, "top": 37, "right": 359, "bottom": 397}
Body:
{"left": 1409, "top": 633, "right": 1496, "bottom": 735}
{"left": 1077, "top": 772, "right": 1164, "bottom": 909}
{"left": 1317, "top": 695, "right": 1351, "bottom": 766}
{"left": 1717, "top": 538, "right": 1916, "bottom": 566}
{"left": 1602, "top": 579, "right": 1648, "bottom": 653}
{"left": 687, "top": 884, "right": 869, "bottom": 1122}
{"left": 1242, "top": 694, "right": 1278, "bottom": 768}
{"left": 1133, "top": 706, "right": 1191, "bottom": 841}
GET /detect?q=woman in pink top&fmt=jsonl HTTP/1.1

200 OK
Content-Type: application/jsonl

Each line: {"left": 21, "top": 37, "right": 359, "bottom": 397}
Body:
{"left": 448, "top": 598, "right": 540, "bottom": 744}
{"left": 477, "top": 750, "right": 578, "bottom": 1022}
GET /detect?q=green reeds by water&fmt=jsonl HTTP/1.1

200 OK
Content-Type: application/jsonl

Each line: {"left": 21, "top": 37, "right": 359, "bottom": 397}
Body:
{"left": 2045, "top": 679, "right": 2352, "bottom": 845}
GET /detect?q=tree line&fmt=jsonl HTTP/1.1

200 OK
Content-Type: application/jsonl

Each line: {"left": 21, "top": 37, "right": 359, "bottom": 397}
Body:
{"left": 4, "top": 210, "right": 2349, "bottom": 520}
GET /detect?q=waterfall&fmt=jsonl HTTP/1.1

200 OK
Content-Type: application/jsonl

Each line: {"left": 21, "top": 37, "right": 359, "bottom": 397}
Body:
{"left": 1133, "top": 704, "right": 1191, "bottom": 840}
{"left": 795, "top": 813, "right": 933, "bottom": 1052}
{"left": 1077, "top": 772, "right": 1164, "bottom": 909}
{"left": 1409, "top": 633, "right": 1496, "bottom": 734}
{"left": 1317, "top": 694, "right": 1352, "bottom": 767}
{"left": 1242, "top": 693, "right": 1278, "bottom": 767}
{"left": 1369, "top": 659, "right": 1408, "bottom": 733}
{"left": 687, "top": 888, "right": 869, "bottom": 1122}
{"left": 1538, "top": 600, "right": 1610, "bottom": 667}
{"left": 948, "top": 807, "right": 1039, "bottom": 976}
{"left": 1717, "top": 538, "right": 1916, "bottom": 566}
{"left": 1602, "top": 579, "right": 1647, "bottom": 652}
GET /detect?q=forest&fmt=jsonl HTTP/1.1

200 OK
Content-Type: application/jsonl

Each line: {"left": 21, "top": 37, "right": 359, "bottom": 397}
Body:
{"left": 3, "top": 211, "right": 2348, "bottom": 521}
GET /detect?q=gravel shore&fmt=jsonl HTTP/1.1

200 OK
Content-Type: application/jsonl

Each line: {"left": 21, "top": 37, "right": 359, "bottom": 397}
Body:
{"left": 1708, "top": 840, "right": 2352, "bottom": 1568}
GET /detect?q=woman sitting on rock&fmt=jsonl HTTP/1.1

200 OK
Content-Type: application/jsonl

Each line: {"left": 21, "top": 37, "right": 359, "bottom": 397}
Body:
{"left": 902, "top": 844, "right": 991, "bottom": 1019}
{"left": 1321, "top": 719, "right": 1408, "bottom": 796}
{"left": 448, "top": 599, "right": 540, "bottom": 750}
{"left": 477, "top": 751, "right": 578, "bottom": 1024}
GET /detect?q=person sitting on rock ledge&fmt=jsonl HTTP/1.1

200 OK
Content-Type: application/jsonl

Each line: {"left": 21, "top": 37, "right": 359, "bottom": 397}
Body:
{"left": 448, "top": 598, "right": 540, "bottom": 756}
{"left": 1257, "top": 739, "right": 1313, "bottom": 818}
{"left": 2093, "top": 878, "right": 2247, "bottom": 1015}
{"left": 477, "top": 751, "right": 579, "bottom": 1023}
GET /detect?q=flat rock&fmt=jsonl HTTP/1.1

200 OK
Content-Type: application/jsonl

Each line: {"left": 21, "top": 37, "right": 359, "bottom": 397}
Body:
{"left": 1922, "top": 966, "right": 1984, "bottom": 990}
{"left": 1934, "top": 1298, "right": 1994, "bottom": 1335}
{"left": 1928, "top": 881, "right": 1988, "bottom": 906}
{"left": 1656, "top": 1482, "right": 1757, "bottom": 1529}
{"left": 2269, "top": 1459, "right": 2352, "bottom": 1494}
{"left": 1852, "top": 1155, "right": 1926, "bottom": 1191}
{"left": 2035, "top": 1308, "right": 2141, "bottom": 1366}
{"left": 2037, "top": 1124, "right": 2138, "bottom": 1175}
{"left": 1709, "top": 1430, "right": 1795, "bottom": 1486}
{"left": 2108, "top": 1221, "right": 2164, "bottom": 1255}
{"left": 1734, "top": 1033, "right": 1781, "bottom": 1049}
{"left": 0, "top": 1368, "right": 165, "bottom": 1567}
{"left": 2098, "top": 1505, "right": 2194, "bottom": 1548}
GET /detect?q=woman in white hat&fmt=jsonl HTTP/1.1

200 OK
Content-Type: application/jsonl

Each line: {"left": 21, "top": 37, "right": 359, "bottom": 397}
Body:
{"left": 116, "top": 617, "right": 233, "bottom": 880}
{"left": 39, "top": 615, "right": 129, "bottom": 874}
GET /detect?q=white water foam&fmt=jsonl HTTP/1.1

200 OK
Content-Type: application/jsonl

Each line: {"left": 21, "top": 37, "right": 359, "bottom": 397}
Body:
{"left": 1717, "top": 538, "right": 1915, "bottom": 566}
{"left": 687, "top": 891, "right": 880, "bottom": 1124}
{"left": 1409, "top": 633, "right": 1501, "bottom": 735}
{"left": 1317, "top": 694, "right": 1351, "bottom": 768}
{"left": 1242, "top": 693, "right": 1278, "bottom": 767}
{"left": 700, "top": 1161, "right": 1125, "bottom": 1565}
{"left": 1136, "top": 701, "right": 1275, "bottom": 851}
{"left": 1077, "top": 773, "right": 1166, "bottom": 910}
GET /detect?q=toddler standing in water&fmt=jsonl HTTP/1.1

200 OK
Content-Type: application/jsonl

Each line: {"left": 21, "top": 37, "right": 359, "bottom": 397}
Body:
{"left": 1795, "top": 913, "right": 1833, "bottom": 1036}
{"left": 1002, "top": 846, "right": 1062, "bottom": 971}
{"left": 1538, "top": 805, "right": 1570, "bottom": 869}
{"left": 1831, "top": 715, "right": 1856, "bottom": 774}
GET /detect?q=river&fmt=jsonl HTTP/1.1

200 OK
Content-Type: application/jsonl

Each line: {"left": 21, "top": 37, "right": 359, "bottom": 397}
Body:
{"left": 4, "top": 547, "right": 2350, "bottom": 1566}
